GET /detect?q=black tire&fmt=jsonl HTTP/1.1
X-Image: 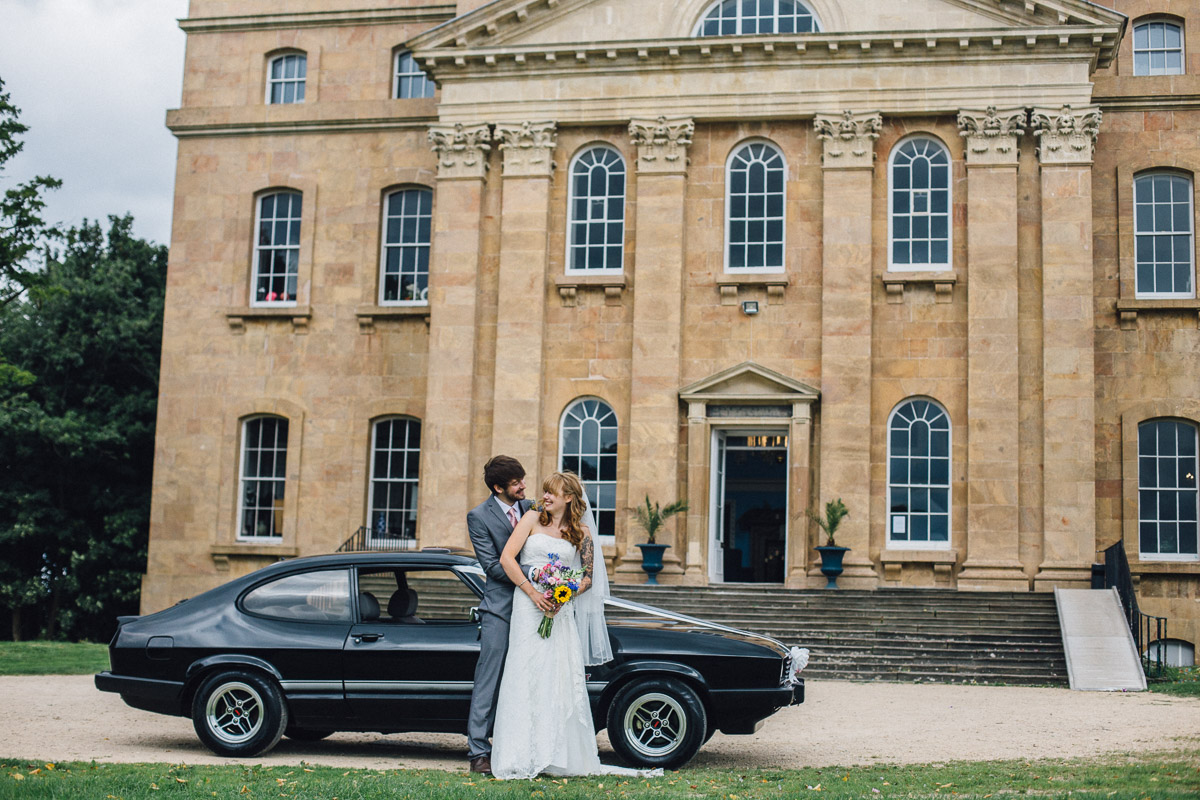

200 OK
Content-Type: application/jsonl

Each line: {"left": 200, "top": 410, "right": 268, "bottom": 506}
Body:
{"left": 191, "top": 670, "right": 288, "bottom": 757}
{"left": 606, "top": 677, "right": 707, "bottom": 770}
{"left": 284, "top": 726, "right": 333, "bottom": 742}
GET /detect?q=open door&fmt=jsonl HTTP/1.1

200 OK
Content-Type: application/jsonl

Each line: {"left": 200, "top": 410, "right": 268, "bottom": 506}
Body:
{"left": 709, "top": 429, "right": 727, "bottom": 583}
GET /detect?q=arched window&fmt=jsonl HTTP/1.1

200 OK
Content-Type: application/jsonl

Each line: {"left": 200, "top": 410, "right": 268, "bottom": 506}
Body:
{"left": 380, "top": 187, "right": 433, "bottom": 304}
{"left": 267, "top": 53, "right": 306, "bottom": 104}
{"left": 889, "top": 137, "right": 951, "bottom": 270}
{"left": 559, "top": 398, "right": 618, "bottom": 539}
{"left": 368, "top": 417, "right": 421, "bottom": 543}
{"left": 1133, "top": 20, "right": 1185, "bottom": 76}
{"left": 253, "top": 191, "right": 302, "bottom": 305}
{"left": 1134, "top": 172, "right": 1194, "bottom": 297}
{"left": 888, "top": 399, "right": 951, "bottom": 547}
{"left": 567, "top": 146, "right": 626, "bottom": 273}
{"left": 727, "top": 141, "right": 786, "bottom": 271}
{"left": 394, "top": 50, "right": 435, "bottom": 99}
{"left": 695, "top": 0, "right": 819, "bottom": 35}
{"left": 1138, "top": 419, "right": 1199, "bottom": 560}
{"left": 239, "top": 416, "right": 289, "bottom": 540}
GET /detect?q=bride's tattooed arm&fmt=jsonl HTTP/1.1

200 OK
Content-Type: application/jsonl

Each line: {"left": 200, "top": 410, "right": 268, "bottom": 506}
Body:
{"left": 578, "top": 533, "right": 594, "bottom": 595}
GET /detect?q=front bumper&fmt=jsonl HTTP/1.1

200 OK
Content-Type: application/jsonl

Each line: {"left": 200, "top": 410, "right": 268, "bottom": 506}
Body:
{"left": 95, "top": 672, "right": 186, "bottom": 717}
{"left": 708, "top": 678, "right": 803, "bottom": 735}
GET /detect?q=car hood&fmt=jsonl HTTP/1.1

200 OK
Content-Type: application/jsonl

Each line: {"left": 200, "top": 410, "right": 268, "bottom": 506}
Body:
{"left": 604, "top": 596, "right": 791, "bottom": 659}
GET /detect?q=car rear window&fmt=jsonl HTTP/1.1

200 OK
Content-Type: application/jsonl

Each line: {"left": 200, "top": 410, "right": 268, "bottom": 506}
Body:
{"left": 242, "top": 568, "right": 352, "bottom": 622}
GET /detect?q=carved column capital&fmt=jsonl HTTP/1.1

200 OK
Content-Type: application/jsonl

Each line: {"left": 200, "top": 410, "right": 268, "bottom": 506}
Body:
{"left": 1030, "top": 104, "right": 1102, "bottom": 165}
{"left": 958, "top": 106, "right": 1025, "bottom": 166}
{"left": 495, "top": 120, "right": 557, "bottom": 178}
{"left": 428, "top": 122, "right": 493, "bottom": 180}
{"left": 628, "top": 116, "right": 694, "bottom": 174}
{"left": 813, "top": 110, "right": 882, "bottom": 169}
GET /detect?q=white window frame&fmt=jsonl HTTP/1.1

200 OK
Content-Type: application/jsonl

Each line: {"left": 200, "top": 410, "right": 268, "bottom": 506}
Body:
{"left": 886, "top": 398, "right": 952, "bottom": 550}
{"left": 1133, "top": 171, "right": 1195, "bottom": 299}
{"left": 393, "top": 50, "right": 435, "bottom": 99}
{"left": 1137, "top": 419, "right": 1199, "bottom": 562}
{"left": 694, "top": 0, "right": 820, "bottom": 36}
{"left": 367, "top": 416, "right": 421, "bottom": 544}
{"left": 379, "top": 187, "right": 433, "bottom": 306}
{"left": 265, "top": 53, "right": 306, "bottom": 105}
{"left": 558, "top": 397, "right": 619, "bottom": 546}
{"left": 566, "top": 145, "right": 626, "bottom": 276}
{"left": 888, "top": 136, "right": 953, "bottom": 272}
{"left": 724, "top": 140, "right": 787, "bottom": 274}
{"left": 1133, "top": 19, "right": 1186, "bottom": 76}
{"left": 251, "top": 191, "right": 302, "bottom": 307}
{"left": 237, "top": 416, "right": 289, "bottom": 542}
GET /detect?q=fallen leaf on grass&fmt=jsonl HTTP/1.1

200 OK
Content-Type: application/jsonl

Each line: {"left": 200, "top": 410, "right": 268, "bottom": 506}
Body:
{"left": 176, "top": 778, "right": 188, "bottom": 784}
{"left": 9, "top": 774, "right": 23, "bottom": 782}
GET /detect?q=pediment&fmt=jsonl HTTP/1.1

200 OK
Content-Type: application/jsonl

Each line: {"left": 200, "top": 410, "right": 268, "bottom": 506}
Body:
{"left": 679, "top": 362, "right": 820, "bottom": 404}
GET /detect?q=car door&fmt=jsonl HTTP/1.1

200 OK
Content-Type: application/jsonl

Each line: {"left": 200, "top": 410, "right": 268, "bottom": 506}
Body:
{"left": 343, "top": 565, "right": 482, "bottom": 730}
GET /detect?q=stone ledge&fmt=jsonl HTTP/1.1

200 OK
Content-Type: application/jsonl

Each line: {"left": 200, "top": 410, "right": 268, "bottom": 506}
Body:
{"left": 881, "top": 270, "right": 958, "bottom": 303}
{"left": 1130, "top": 560, "right": 1200, "bottom": 575}
{"left": 356, "top": 304, "right": 431, "bottom": 333}
{"left": 225, "top": 305, "right": 312, "bottom": 334}
{"left": 716, "top": 273, "right": 789, "bottom": 306}
{"left": 1115, "top": 297, "right": 1200, "bottom": 329}
{"left": 555, "top": 273, "right": 626, "bottom": 307}
{"left": 210, "top": 543, "right": 299, "bottom": 571}
{"left": 880, "top": 547, "right": 959, "bottom": 584}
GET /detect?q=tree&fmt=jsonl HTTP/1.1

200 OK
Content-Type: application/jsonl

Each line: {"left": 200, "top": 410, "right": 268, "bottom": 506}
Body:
{"left": 0, "top": 216, "right": 167, "bottom": 640}
{"left": 0, "top": 75, "right": 62, "bottom": 307}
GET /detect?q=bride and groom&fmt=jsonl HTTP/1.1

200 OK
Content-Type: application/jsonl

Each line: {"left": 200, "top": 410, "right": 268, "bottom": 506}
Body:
{"left": 465, "top": 455, "right": 655, "bottom": 780}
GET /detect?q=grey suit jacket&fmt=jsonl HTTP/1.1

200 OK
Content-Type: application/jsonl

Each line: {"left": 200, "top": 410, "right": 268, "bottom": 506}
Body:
{"left": 467, "top": 496, "right": 530, "bottom": 620}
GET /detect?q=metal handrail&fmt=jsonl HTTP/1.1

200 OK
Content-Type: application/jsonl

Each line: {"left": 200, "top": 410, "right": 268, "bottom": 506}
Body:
{"left": 337, "top": 526, "right": 418, "bottom": 553}
{"left": 1101, "top": 541, "right": 1169, "bottom": 678}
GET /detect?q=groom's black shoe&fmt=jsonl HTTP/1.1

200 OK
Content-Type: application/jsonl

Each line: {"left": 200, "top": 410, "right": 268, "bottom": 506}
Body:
{"left": 469, "top": 756, "right": 492, "bottom": 775}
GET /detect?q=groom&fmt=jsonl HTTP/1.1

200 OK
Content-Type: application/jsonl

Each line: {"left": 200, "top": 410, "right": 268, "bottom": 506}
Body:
{"left": 465, "top": 455, "right": 533, "bottom": 775}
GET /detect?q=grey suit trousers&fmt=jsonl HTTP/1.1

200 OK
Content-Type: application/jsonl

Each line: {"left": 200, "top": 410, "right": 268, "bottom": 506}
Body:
{"left": 466, "top": 610, "right": 510, "bottom": 758}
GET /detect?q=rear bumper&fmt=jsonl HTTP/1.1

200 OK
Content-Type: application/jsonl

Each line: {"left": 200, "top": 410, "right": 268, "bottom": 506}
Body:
{"left": 708, "top": 679, "right": 802, "bottom": 735}
{"left": 95, "top": 672, "right": 186, "bottom": 717}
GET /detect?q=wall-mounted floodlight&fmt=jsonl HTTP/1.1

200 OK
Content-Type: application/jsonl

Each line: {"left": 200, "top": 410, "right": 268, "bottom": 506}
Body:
{"left": 741, "top": 300, "right": 760, "bottom": 316}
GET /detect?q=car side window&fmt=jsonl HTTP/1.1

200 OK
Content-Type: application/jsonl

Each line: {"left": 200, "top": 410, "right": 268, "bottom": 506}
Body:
{"left": 357, "top": 567, "right": 480, "bottom": 623}
{"left": 242, "top": 569, "right": 352, "bottom": 622}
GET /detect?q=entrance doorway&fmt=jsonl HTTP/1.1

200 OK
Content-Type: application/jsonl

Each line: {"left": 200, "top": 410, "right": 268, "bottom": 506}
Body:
{"left": 710, "top": 431, "right": 788, "bottom": 583}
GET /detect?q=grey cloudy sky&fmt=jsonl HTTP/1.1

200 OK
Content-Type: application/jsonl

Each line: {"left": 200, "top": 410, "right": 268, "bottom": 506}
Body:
{"left": 0, "top": 0, "right": 189, "bottom": 247}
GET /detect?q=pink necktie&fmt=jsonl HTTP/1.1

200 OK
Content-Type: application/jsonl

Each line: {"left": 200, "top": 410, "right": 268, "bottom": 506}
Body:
{"left": 507, "top": 508, "right": 519, "bottom": 529}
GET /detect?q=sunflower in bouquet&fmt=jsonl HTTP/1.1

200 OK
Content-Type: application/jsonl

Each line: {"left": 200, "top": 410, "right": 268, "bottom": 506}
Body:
{"left": 529, "top": 553, "right": 585, "bottom": 638}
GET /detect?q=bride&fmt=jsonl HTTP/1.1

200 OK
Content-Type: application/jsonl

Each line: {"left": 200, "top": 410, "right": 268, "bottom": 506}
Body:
{"left": 490, "top": 471, "right": 658, "bottom": 780}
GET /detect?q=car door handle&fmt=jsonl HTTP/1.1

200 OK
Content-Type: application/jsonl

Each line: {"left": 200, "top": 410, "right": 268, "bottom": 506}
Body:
{"left": 353, "top": 632, "right": 384, "bottom": 643}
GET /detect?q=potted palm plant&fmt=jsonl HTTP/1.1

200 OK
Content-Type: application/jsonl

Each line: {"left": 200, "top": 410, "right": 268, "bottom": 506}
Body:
{"left": 807, "top": 498, "right": 850, "bottom": 589}
{"left": 631, "top": 495, "right": 688, "bottom": 585}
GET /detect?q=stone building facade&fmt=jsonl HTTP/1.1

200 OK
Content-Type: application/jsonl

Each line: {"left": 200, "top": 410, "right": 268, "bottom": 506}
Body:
{"left": 148, "top": 0, "right": 1198, "bottom": 660}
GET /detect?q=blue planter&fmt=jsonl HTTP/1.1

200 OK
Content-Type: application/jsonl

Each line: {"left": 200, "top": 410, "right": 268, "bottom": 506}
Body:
{"left": 637, "top": 543, "right": 670, "bottom": 585}
{"left": 815, "top": 545, "right": 850, "bottom": 589}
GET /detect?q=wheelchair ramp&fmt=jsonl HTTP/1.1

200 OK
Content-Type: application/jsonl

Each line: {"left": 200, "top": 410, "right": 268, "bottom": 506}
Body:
{"left": 1055, "top": 588, "right": 1146, "bottom": 692}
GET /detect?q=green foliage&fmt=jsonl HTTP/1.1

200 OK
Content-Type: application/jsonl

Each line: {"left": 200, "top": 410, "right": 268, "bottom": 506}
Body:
{"left": 0, "top": 76, "right": 62, "bottom": 307}
{"left": 0, "top": 752, "right": 1198, "bottom": 799}
{"left": 807, "top": 497, "right": 850, "bottom": 547}
{"left": 0, "top": 215, "right": 166, "bottom": 641}
{"left": 0, "top": 641, "right": 108, "bottom": 675}
{"left": 1148, "top": 665, "right": 1200, "bottom": 698}
{"left": 630, "top": 495, "right": 688, "bottom": 545}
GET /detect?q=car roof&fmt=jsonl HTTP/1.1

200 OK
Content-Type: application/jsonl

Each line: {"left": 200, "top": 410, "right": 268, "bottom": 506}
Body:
{"left": 253, "top": 550, "right": 480, "bottom": 577}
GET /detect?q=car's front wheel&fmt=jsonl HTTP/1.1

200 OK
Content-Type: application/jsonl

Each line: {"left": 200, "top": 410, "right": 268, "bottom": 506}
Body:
{"left": 606, "top": 677, "right": 707, "bottom": 770}
{"left": 191, "top": 670, "right": 288, "bottom": 757}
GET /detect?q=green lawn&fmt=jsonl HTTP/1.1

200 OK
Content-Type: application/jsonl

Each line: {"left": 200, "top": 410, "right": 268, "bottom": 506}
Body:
{"left": 0, "top": 752, "right": 1197, "bottom": 800}
{"left": 0, "top": 641, "right": 108, "bottom": 676}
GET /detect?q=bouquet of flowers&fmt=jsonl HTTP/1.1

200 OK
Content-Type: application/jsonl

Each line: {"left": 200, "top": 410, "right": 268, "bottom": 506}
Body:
{"left": 529, "top": 553, "right": 585, "bottom": 638}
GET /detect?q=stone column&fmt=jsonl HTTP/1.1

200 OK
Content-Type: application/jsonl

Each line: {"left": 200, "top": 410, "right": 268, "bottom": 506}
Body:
{"left": 418, "top": 122, "right": 491, "bottom": 548}
{"left": 1031, "top": 105, "right": 1101, "bottom": 590}
{"left": 813, "top": 110, "right": 881, "bottom": 588}
{"left": 682, "top": 400, "right": 709, "bottom": 585}
{"left": 490, "top": 121, "right": 557, "bottom": 470}
{"left": 617, "top": 116, "right": 694, "bottom": 581}
{"left": 786, "top": 401, "right": 815, "bottom": 588}
{"left": 956, "top": 107, "right": 1030, "bottom": 590}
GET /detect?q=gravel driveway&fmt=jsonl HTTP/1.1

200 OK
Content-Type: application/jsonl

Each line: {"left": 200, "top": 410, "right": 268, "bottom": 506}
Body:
{"left": 4, "top": 676, "right": 1198, "bottom": 770}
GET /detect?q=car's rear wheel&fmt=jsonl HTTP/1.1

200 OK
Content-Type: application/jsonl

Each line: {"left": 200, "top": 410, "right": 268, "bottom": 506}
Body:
{"left": 191, "top": 670, "right": 288, "bottom": 757}
{"left": 284, "top": 726, "right": 333, "bottom": 742}
{"left": 606, "top": 677, "right": 707, "bottom": 770}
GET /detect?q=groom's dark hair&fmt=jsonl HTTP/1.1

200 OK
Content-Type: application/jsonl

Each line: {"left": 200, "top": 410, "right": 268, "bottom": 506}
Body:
{"left": 483, "top": 455, "right": 525, "bottom": 495}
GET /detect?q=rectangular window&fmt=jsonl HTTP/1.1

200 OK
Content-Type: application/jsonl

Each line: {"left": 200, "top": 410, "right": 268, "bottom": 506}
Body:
{"left": 239, "top": 417, "right": 288, "bottom": 540}
{"left": 380, "top": 188, "right": 432, "bottom": 304}
{"left": 253, "top": 192, "right": 302, "bottom": 305}
{"left": 394, "top": 51, "right": 435, "bottom": 99}
{"left": 1134, "top": 173, "right": 1195, "bottom": 298}
{"left": 1133, "top": 21, "right": 1185, "bottom": 76}
{"left": 267, "top": 54, "right": 307, "bottom": 104}
{"left": 1138, "top": 420, "right": 1199, "bottom": 560}
{"left": 368, "top": 418, "right": 420, "bottom": 544}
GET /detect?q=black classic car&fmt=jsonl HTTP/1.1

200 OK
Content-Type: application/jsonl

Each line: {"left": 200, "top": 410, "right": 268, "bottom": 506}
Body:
{"left": 95, "top": 551, "right": 804, "bottom": 769}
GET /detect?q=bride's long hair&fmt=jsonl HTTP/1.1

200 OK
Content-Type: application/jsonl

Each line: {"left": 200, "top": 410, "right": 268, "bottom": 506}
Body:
{"left": 537, "top": 471, "right": 587, "bottom": 550}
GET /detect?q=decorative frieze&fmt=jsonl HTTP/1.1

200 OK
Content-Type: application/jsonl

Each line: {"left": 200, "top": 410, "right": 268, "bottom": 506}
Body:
{"left": 628, "top": 116, "right": 694, "bottom": 174}
{"left": 957, "top": 106, "right": 1026, "bottom": 166}
{"left": 813, "top": 110, "right": 882, "bottom": 169}
{"left": 495, "top": 120, "right": 557, "bottom": 178}
{"left": 1030, "top": 104, "right": 1101, "bottom": 165}
{"left": 428, "top": 122, "right": 493, "bottom": 180}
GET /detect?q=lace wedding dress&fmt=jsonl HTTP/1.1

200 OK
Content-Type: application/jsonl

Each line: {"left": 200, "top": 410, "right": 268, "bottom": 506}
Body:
{"left": 490, "top": 533, "right": 658, "bottom": 780}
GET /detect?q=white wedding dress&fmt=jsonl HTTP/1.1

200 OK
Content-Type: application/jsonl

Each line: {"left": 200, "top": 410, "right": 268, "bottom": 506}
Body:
{"left": 490, "top": 533, "right": 657, "bottom": 780}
